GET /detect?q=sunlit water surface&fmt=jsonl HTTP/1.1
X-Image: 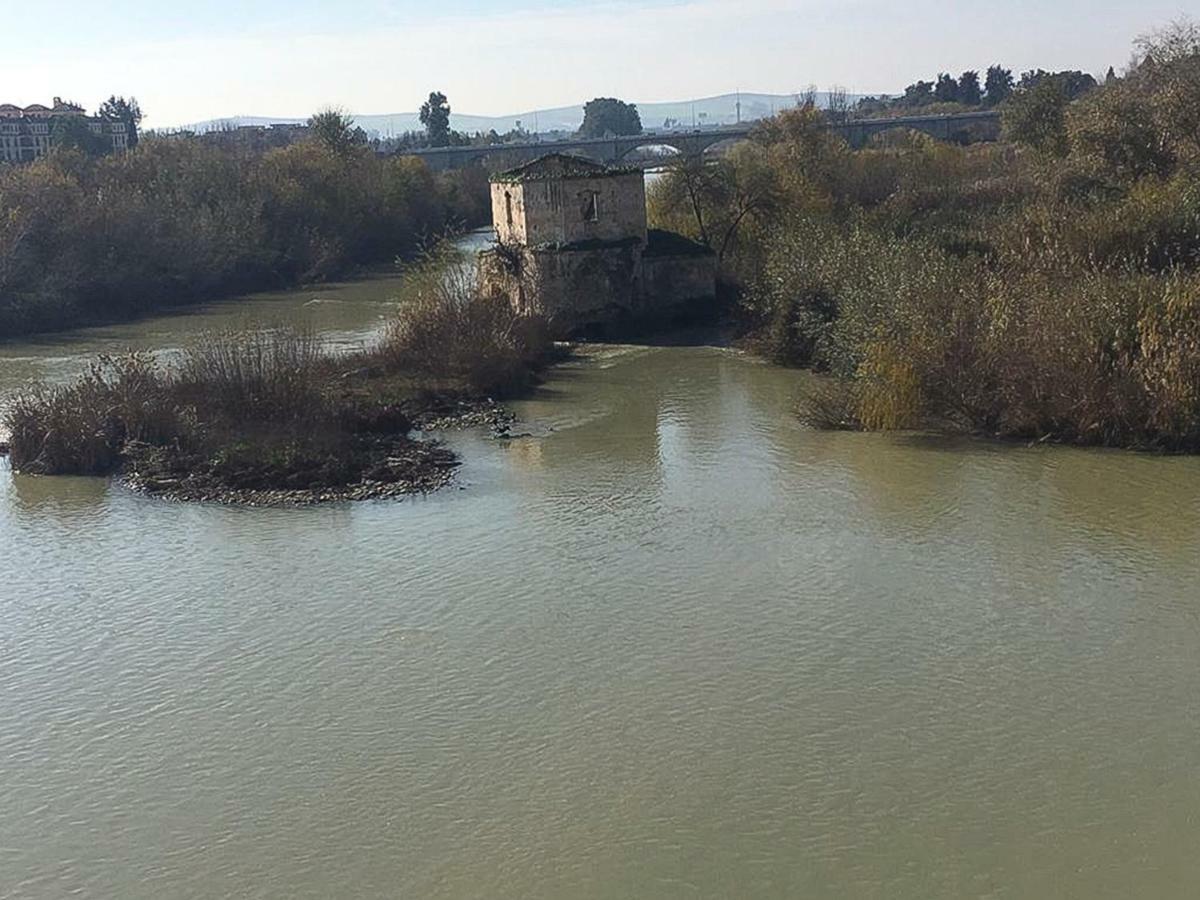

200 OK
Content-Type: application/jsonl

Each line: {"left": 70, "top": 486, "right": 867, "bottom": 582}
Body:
{"left": 2, "top": 265, "right": 1200, "bottom": 898}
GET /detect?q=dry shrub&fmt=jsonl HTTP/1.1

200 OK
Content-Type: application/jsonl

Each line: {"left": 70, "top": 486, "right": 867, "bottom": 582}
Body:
{"left": 6, "top": 353, "right": 179, "bottom": 475}
{"left": 377, "top": 246, "right": 552, "bottom": 397}
{"left": 798, "top": 378, "right": 862, "bottom": 430}
{"left": 176, "top": 325, "right": 327, "bottom": 426}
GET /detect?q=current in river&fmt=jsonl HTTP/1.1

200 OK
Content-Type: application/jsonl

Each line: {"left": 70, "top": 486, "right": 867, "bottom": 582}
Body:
{"left": 2, "top": 242, "right": 1200, "bottom": 898}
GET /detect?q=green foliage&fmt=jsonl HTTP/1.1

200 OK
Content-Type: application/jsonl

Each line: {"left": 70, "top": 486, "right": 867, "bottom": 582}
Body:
{"left": 307, "top": 108, "right": 367, "bottom": 157}
{"left": 99, "top": 96, "right": 142, "bottom": 147}
{"left": 0, "top": 131, "right": 488, "bottom": 337}
{"left": 51, "top": 116, "right": 109, "bottom": 158}
{"left": 984, "top": 66, "right": 1014, "bottom": 106}
{"left": 958, "top": 71, "right": 983, "bottom": 106}
{"left": 419, "top": 92, "right": 452, "bottom": 147}
{"left": 579, "top": 98, "right": 642, "bottom": 138}
{"left": 934, "top": 73, "right": 960, "bottom": 103}
{"left": 1003, "top": 79, "right": 1069, "bottom": 156}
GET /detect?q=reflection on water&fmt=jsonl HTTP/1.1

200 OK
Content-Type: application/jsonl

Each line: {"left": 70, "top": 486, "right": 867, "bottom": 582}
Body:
{"left": 3, "top": 291, "right": 1200, "bottom": 898}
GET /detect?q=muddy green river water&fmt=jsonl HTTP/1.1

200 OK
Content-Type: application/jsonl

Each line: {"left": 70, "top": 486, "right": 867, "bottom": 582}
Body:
{"left": 2, "top": 258, "right": 1200, "bottom": 898}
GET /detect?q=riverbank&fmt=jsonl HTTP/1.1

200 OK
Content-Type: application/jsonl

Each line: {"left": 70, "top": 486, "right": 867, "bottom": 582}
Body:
{"left": 648, "top": 34, "right": 1200, "bottom": 452}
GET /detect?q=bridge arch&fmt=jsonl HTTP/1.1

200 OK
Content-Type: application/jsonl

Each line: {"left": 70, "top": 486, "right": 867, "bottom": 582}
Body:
{"left": 616, "top": 142, "right": 684, "bottom": 165}
{"left": 700, "top": 136, "right": 749, "bottom": 159}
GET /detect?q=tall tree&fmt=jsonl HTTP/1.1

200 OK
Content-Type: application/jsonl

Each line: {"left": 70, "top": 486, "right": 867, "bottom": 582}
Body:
{"left": 419, "top": 92, "right": 452, "bottom": 147}
{"left": 1019, "top": 69, "right": 1097, "bottom": 100}
{"left": 901, "top": 80, "right": 935, "bottom": 107}
{"left": 934, "top": 73, "right": 960, "bottom": 103}
{"left": 1105, "top": 66, "right": 1118, "bottom": 84}
{"left": 579, "top": 98, "right": 642, "bottom": 138}
{"left": 958, "top": 71, "right": 983, "bottom": 105}
{"left": 98, "top": 95, "right": 143, "bottom": 148}
{"left": 307, "top": 108, "right": 366, "bottom": 156}
{"left": 51, "top": 115, "right": 108, "bottom": 157}
{"left": 984, "top": 65, "right": 1014, "bottom": 106}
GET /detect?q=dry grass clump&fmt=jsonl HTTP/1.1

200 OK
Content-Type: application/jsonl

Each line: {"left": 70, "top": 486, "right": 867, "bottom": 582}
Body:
{"left": 376, "top": 246, "right": 553, "bottom": 397}
{"left": 6, "top": 354, "right": 180, "bottom": 475}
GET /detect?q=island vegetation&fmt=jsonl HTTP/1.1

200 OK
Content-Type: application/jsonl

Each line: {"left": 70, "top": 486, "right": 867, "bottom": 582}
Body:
{"left": 3, "top": 248, "right": 553, "bottom": 502}
{"left": 649, "top": 18, "right": 1200, "bottom": 451}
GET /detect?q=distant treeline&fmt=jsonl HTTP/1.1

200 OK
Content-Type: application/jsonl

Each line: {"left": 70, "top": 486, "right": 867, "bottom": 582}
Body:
{"left": 650, "top": 18, "right": 1200, "bottom": 450}
{"left": 844, "top": 66, "right": 1102, "bottom": 120}
{"left": 0, "top": 112, "right": 490, "bottom": 337}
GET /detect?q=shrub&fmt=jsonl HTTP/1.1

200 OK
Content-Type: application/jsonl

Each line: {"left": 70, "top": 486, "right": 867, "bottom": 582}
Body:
{"left": 377, "top": 247, "right": 552, "bottom": 397}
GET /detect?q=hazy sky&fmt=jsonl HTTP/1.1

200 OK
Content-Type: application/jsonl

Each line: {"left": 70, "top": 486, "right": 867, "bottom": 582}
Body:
{"left": 3, "top": 0, "right": 1190, "bottom": 126}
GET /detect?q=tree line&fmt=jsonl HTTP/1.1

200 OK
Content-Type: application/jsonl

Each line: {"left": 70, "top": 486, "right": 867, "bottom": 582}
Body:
{"left": 0, "top": 109, "right": 490, "bottom": 337}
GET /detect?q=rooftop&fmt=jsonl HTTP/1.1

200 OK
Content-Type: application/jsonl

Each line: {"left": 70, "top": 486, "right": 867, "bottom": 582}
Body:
{"left": 492, "top": 153, "right": 641, "bottom": 184}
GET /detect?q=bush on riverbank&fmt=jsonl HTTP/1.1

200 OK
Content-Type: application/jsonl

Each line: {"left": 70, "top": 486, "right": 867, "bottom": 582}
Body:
{"left": 5, "top": 255, "right": 554, "bottom": 499}
{"left": 0, "top": 132, "right": 490, "bottom": 338}
{"left": 649, "top": 19, "right": 1200, "bottom": 450}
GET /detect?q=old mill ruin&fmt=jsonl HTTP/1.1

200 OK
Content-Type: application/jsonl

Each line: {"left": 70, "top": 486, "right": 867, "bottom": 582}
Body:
{"left": 478, "top": 154, "right": 717, "bottom": 334}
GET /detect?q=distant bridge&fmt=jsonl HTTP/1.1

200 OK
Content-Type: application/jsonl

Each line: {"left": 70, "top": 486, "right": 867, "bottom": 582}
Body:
{"left": 401, "top": 111, "right": 1001, "bottom": 171}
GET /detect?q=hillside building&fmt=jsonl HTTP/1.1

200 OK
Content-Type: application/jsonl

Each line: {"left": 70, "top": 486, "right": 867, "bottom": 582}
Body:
{"left": 0, "top": 99, "right": 130, "bottom": 163}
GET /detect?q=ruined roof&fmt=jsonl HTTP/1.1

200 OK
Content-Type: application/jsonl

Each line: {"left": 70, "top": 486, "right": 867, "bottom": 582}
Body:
{"left": 492, "top": 153, "right": 641, "bottom": 183}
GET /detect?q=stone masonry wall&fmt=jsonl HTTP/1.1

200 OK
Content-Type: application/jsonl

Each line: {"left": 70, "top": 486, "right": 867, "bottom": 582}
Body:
{"left": 491, "top": 173, "right": 646, "bottom": 248}
{"left": 479, "top": 244, "right": 716, "bottom": 335}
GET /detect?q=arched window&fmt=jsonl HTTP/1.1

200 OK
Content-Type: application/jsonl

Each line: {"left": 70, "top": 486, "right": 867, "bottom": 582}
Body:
{"left": 505, "top": 191, "right": 514, "bottom": 229}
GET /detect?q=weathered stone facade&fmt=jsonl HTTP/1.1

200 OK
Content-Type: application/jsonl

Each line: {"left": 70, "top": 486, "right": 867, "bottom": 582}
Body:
{"left": 480, "top": 154, "right": 716, "bottom": 334}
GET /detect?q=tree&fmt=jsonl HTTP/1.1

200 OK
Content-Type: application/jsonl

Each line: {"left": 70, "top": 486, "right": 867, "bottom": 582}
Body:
{"left": 307, "top": 108, "right": 366, "bottom": 156}
{"left": 934, "top": 73, "right": 960, "bottom": 103}
{"left": 984, "top": 65, "right": 1014, "bottom": 106}
{"left": 901, "top": 80, "right": 935, "bottom": 107}
{"left": 99, "top": 95, "right": 143, "bottom": 148}
{"left": 1106, "top": 66, "right": 1118, "bottom": 84}
{"left": 1069, "top": 80, "right": 1175, "bottom": 178}
{"left": 661, "top": 144, "right": 779, "bottom": 263}
{"left": 51, "top": 116, "right": 108, "bottom": 157}
{"left": 419, "top": 92, "right": 452, "bottom": 147}
{"left": 1003, "top": 79, "right": 1069, "bottom": 155}
{"left": 826, "top": 85, "right": 850, "bottom": 123}
{"left": 579, "top": 98, "right": 642, "bottom": 138}
{"left": 1134, "top": 15, "right": 1200, "bottom": 65}
{"left": 1019, "top": 69, "right": 1097, "bottom": 100}
{"left": 958, "top": 71, "right": 982, "bottom": 105}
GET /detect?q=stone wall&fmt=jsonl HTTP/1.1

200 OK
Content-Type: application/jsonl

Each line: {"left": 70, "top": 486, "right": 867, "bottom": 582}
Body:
{"left": 480, "top": 243, "right": 641, "bottom": 331}
{"left": 641, "top": 253, "right": 719, "bottom": 311}
{"left": 491, "top": 173, "right": 647, "bottom": 248}
{"left": 479, "top": 240, "right": 716, "bottom": 335}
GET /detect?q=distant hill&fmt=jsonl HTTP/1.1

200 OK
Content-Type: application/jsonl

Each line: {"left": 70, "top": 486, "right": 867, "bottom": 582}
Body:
{"left": 173, "top": 92, "right": 860, "bottom": 138}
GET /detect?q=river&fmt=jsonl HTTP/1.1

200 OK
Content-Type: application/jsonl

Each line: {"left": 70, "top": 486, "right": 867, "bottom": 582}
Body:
{"left": 3, "top": 256, "right": 1200, "bottom": 898}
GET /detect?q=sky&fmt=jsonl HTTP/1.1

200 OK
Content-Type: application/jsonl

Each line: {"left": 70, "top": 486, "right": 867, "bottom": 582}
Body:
{"left": 2, "top": 0, "right": 1192, "bottom": 127}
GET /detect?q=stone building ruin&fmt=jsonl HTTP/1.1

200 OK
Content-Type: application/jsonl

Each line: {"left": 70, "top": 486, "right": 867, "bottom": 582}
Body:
{"left": 478, "top": 154, "right": 716, "bottom": 334}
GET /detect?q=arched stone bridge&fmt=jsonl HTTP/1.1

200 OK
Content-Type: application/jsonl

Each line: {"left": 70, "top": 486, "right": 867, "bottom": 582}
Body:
{"left": 401, "top": 111, "right": 1001, "bottom": 171}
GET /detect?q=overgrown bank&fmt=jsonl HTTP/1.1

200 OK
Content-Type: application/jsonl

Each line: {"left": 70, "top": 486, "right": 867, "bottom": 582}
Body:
{"left": 0, "top": 125, "right": 489, "bottom": 338}
{"left": 649, "top": 19, "right": 1200, "bottom": 451}
{"left": 3, "top": 250, "right": 554, "bottom": 504}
